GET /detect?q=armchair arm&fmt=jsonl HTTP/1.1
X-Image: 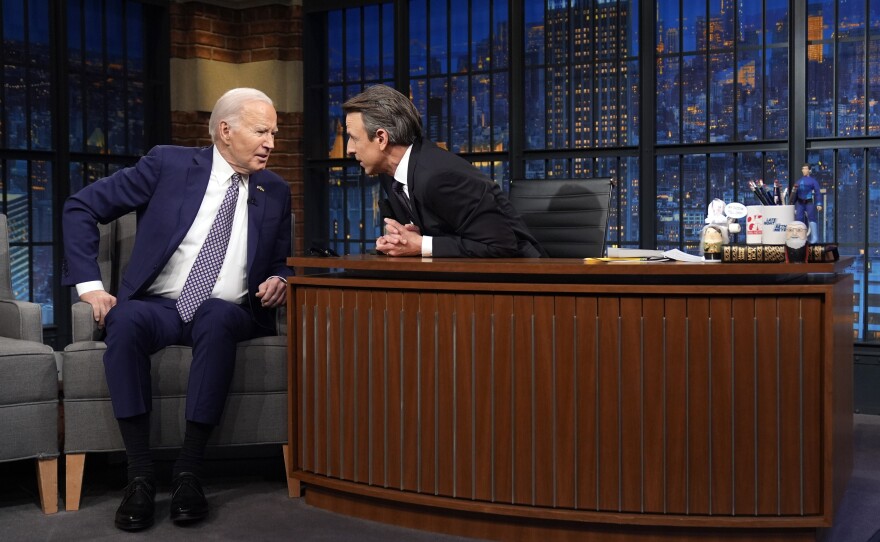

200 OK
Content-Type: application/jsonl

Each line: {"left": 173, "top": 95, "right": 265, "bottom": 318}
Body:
{"left": 0, "top": 298, "right": 44, "bottom": 343}
{"left": 71, "top": 301, "right": 102, "bottom": 342}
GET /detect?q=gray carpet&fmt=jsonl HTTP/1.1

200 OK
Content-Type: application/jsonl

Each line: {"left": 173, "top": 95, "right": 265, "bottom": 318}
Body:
{"left": 3, "top": 416, "right": 880, "bottom": 541}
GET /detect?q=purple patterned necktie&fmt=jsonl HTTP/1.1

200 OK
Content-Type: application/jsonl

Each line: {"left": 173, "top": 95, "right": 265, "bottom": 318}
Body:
{"left": 176, "top": 173, "right": 242, "bottom": 322}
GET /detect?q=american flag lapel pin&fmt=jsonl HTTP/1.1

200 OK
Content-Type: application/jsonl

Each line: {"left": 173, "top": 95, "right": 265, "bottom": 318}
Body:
{"left": 257, "top": 185, "right": 265, "bottom": 192}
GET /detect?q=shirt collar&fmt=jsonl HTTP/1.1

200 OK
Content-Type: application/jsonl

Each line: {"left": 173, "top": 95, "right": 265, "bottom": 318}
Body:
{"left": 393, "top": 144, "right": 414, "bottom": 187}
{"left": 212, "top": 146, "right": 248, "bottom": 186}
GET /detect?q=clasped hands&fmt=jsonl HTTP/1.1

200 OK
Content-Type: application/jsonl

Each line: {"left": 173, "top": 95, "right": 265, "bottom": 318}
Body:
{"left": 376, "top": 218, "right": 422, "bottom": 257}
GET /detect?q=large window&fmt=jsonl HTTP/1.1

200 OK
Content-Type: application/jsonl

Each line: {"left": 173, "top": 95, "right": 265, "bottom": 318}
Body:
{"left": 805, "top": 0, "right": 880, "bottom": 340}
{"left": 305, "top": 0, "right": 880, "bottom": 343}
{"left": 0, "top": 0, "right": 165, "bottom": 343}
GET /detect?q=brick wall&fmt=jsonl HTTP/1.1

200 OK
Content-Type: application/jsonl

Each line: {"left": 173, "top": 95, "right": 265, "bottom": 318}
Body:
{"left": 169, "top": 1, "right": 304, "bottom": 254}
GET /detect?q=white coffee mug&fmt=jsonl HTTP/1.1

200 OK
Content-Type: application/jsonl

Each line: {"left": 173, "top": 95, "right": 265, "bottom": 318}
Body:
{"left": 761, "top": 205, "right": 795, "bottom": 245}
{"left": 745, "top": 205, "right": 764, "bottom": 245}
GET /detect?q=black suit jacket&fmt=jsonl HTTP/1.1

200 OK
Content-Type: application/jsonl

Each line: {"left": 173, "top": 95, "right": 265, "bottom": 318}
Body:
{"left": 380, "top": 138, "right": 545, "bottom": 258}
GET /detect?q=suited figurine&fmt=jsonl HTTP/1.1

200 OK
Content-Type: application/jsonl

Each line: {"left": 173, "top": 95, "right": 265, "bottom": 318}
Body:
{"left": 341, "top": 84, "right": 544, "bottom": 258}
{"left": 62, "top": 88, "right": 292, "bottom": 531}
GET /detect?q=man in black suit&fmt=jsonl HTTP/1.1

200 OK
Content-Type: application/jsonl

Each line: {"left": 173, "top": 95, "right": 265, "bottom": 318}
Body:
{"left": 62, "top": 88, "right": 292, "bottom": 531}
{"left": 342, "top": 84, "right": 544, "bottom": 258}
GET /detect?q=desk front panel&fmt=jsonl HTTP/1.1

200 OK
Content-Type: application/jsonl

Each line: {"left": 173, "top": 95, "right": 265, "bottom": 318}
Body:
{"left": 290, "top": 276, "right": 842, "bottom": 524}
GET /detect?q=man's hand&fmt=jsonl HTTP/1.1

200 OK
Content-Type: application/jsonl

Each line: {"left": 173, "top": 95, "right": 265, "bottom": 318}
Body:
{"left": 376, "top": 218, "right": 423, "bottom": 257}
{"left": 80, "top": 290, "right": 117, "bottom": 329}
{"left": 256, "top": 276, "right": 287, "bottom": 308}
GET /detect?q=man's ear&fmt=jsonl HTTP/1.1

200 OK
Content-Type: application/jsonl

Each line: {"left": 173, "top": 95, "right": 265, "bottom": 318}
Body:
{"left": 220, "top": 121, "right": 231, "bottom": 143}
{"left": 375, "top": 128, "right": 388, "bottom": 149}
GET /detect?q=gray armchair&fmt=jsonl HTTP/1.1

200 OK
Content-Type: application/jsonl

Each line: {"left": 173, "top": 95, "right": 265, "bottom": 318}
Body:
{"left": 0, "top": 214, "right": 59, "bottom": 514}
{"left": 61, "top": 212, "right": 295, "bottom": 511}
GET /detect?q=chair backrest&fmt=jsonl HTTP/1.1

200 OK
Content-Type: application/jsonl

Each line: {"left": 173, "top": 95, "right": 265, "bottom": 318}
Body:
{"left": 0, "top": 214, "right": 12, "bottom": 299}
{"left": 508, "top": 178, "right": 614, "bottom": 258}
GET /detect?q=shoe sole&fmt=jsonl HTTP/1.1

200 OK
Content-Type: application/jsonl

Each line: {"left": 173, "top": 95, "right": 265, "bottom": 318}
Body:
{"left": 170, "top": 510, "right": 208, "bottom": 523}
{"left": 115, "top": 518, "right": 154, "bottom": 531}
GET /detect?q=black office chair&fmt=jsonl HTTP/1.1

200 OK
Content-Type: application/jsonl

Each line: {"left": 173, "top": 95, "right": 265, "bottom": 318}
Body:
{"left": 508, "top": 177, "right": 614, "bottom": 258}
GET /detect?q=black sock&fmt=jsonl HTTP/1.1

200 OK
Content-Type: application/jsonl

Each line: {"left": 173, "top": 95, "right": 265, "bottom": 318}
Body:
{"left": 117, "top": 413, "right": 154, "bottom": 481}
{"left": 173, "top": 420, "right": 214, "bottom": 478}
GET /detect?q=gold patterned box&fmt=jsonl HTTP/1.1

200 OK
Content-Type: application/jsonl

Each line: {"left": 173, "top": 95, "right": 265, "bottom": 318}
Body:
{"left": 722, "top": 244, "right": 840, "bottom": 263}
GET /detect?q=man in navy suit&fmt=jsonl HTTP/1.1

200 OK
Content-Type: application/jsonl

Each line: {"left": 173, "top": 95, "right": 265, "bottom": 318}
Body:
{"left": 342, "top": 84, "right": 544, "bottom": 258}
{"left": 62, "top": 88, "right": 292, "bottom": 531}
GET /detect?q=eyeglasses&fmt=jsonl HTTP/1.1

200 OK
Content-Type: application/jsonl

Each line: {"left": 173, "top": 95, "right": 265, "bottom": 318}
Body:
{"left": 308, "top": 246, "right": 339, "bottom": 258}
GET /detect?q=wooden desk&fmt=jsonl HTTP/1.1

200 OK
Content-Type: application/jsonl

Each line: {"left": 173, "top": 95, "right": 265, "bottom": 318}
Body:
{"left": 286, "top": 256, "right": 853, "bottom": 542}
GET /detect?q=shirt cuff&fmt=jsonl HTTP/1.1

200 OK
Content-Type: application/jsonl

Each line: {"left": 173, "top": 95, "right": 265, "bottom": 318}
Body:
{"left": 421, "top": 235, "right": 433, "bottom": 257}
{"left": 76, "top": 281, "right": 105, "bottom": 297}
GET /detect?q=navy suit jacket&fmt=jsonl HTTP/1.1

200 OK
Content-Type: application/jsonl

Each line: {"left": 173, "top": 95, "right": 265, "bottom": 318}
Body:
{"left": 62, "top": 145, "right": 292, "bottom": 330}
{"left": 380, "top": 138, "right": 544, "bottom": 258}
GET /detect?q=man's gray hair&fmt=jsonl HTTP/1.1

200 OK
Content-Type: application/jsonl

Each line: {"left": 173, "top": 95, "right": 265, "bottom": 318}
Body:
{"left": 342, "top": 84, "right": 422, "bottom": 145}
{"left": 209, "top": 88, "right": 274, "bottom": 143}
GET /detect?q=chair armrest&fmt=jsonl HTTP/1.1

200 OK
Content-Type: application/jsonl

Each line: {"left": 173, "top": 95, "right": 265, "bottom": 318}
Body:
{"left": 71, "top": 301, "right": 102, "bottom": 342}
{"left": 0, "top": 298, "right": 44, "bottom": 343}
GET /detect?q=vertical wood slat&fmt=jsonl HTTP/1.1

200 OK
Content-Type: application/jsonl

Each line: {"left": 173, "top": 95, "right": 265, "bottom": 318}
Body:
{"left": 354, "top": 290, "right": 372, "bottom": 484}
{"left": 436, "top": 293, "right": 455, "bottom": 497}
{"left": 732, "top": 296, "right": 757, "bottom": 515}
{"left": 369, "top": 290, "right": 386, "bottom": 487}
{"left": 575, "top": 297, "right": 599, "bottom": 511}
{"left": 664, "top": 298, "right": 688, "bottom": 514}
{"left": 385, "top": 292, "right": 403, "bottom": 489}
{"left": 709, "top": 297, "right": 734, "bottom": 515}
{"left": 554, "top": 296, "right": 577, "bottom": 509}
{"left": 755, "top": 296, "right": 780, "bottom": 514}
{"left": 296, "top": 285, "right": 829, "bottom": 519}
{"left": 339, "top": 289, "right": 357, "bottom": 482}
{"left": 325, "top": 288, "right": 343, "bottom": 480}
{"left": 597, "top": 297, "right": 620, "bottom": 511}
{"left": 492, "top": 295, "right": 514, "bottom": 504}
{"left": 417, "top": 293, "right": 438, "bottom": 495}
{"left": 512, "top": 296, "right": 534, "bottom": 505}
{"left": 619, "top": 297, "right": 643, "bottom": 513}
{"left": 687, "top": 297, "right": 711, "bottom": 515}
{"left": 454, "top": 294, "right": 475, "bottom": 499}
{"left": 473, "top": 295, "right": 495, "bottom": 502}
{"left": 801, "top": 296, "right": 823, "bottom": 515}
{"left": 778, "top": 296, "right": 803, "bottom": 515}
{"left": 533, "top": 295, "right": 556, "bottom": 507}
{"left": 401, "top": 293, "right": 421, "bottom": 492}
{"left": 642, "top": 297, "right": 666, "bottom": 513}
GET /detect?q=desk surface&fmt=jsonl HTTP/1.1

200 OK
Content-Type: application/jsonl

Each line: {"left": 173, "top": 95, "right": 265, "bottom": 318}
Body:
{"left": 289, "top": 254, "right": 852, "bottom": 277}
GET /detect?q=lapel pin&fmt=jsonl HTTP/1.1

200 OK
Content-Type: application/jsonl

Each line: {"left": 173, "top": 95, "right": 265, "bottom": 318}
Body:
{"left": 257, "top": 185, "right": 265, "bottom": 192}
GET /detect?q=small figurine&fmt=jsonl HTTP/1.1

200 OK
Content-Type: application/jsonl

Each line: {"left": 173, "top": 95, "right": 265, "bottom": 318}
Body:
{"left": 784, "top": 220, "right": 810, "bottom": 263}
{"left": 702, "top": 225, "right": 724, "bottom": 261}
{"left": 791, "top": 164, "right": 821, "bottom": 244}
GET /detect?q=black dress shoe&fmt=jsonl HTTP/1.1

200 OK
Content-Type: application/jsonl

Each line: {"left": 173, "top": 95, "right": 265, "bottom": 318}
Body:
{"left": 170, "top": 472, "right": 209, "bottom": 523}
{"left": 114, "top": 476, "right": 156, "bottom": 531}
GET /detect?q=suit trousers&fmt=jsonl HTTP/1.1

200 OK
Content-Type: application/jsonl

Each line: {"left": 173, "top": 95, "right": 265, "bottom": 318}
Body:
{"left": 103, "top": 295, "right": 266, "bottom": 425}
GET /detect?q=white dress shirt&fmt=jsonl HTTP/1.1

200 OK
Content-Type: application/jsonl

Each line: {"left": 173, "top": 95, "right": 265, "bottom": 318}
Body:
{"left": 393, "top": 145, "right": 432, "bottom": 257}
{"left": 77, "top": 146, "right": 250, "bottom": 304}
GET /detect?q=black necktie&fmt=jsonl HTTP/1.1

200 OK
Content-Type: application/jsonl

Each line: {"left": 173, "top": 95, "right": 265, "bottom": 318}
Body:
{"left": 392, "top": 181, "right": 415, "bottom": 224}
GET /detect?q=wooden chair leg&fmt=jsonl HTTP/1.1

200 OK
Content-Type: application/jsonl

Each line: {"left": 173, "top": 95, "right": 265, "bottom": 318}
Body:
{"left": 35, "top": 458, "right": 58, "bottom": 514}
{"left": 281, "top": 444, "right": 301, "bottom": 498}
{"left": 65, "top": 453, "right": 86, "bottom": 511}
